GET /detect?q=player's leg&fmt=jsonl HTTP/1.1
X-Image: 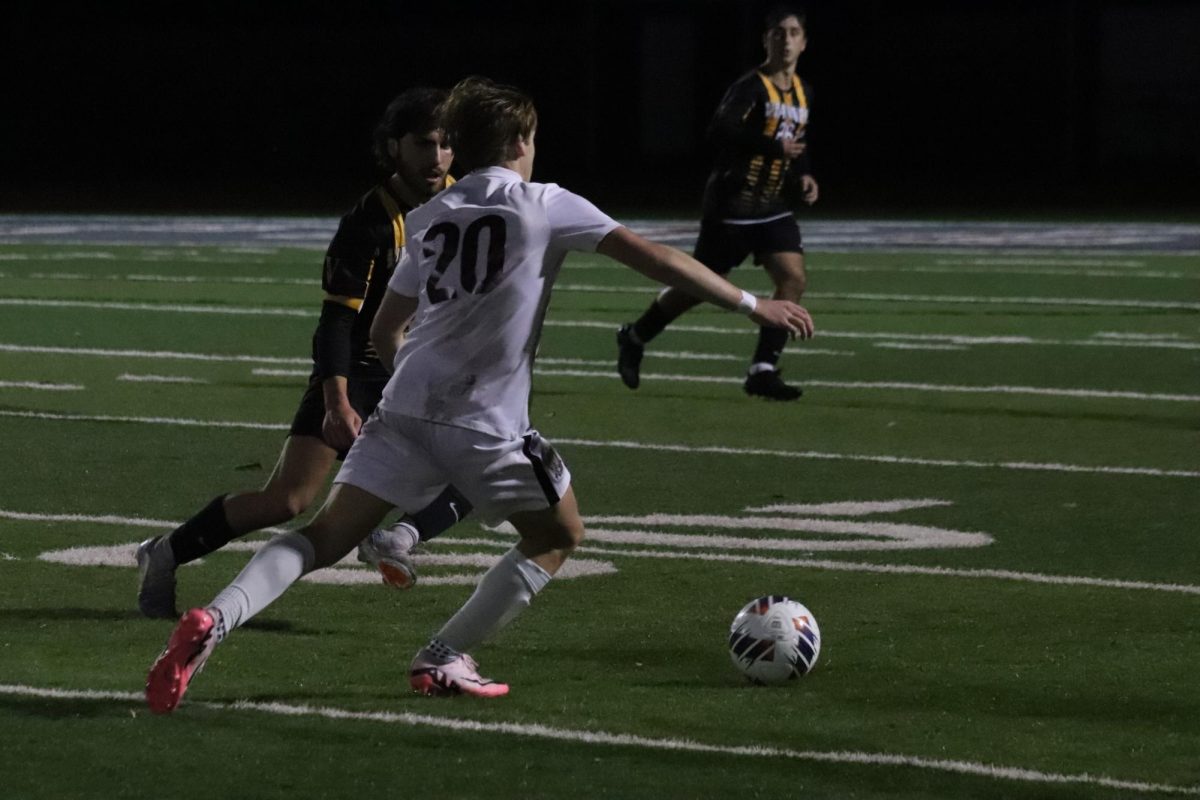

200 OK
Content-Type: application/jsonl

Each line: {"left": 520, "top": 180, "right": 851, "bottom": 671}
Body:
{"left": 744, "top": 220, "right": 807, "bottom": 401}
{"left": 145, "top": 482, "right": 392, "bottom": 714}
{"left": 410, "top": 429, "right": 578, "bottom": 697}
{"left": 616, "top": 218, "right": 745, "bottom": 389}
{"left": 136, "top": 434, "right": 337, "bottom": 618}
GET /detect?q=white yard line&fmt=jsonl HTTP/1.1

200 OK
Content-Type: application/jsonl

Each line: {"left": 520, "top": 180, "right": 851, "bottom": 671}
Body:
{"left": 22, "top": 272, "right": 309, "bottom": 284}
{"left": 0, "top": 408, "right": 288, "bottom": 431}
{"left": 543, "top": 320, "right": 1200, "bottom": 351}
{"left": 14, "top": 342, "right": 1195, "bottom": 399}
{"left": 0, "top": 684, "right": 1194, "bottom": 796}
{"left": 0, "top": 298, "right": 311, "bottom": 316}
{"left": 534, "top": 368, "right": 1200, "bottom": 403}
{"left": 0, "top": 343, "right": 308, "bottom": 365}
{"left": 5, "top": 288, "right": 1199, "bottom": 319}
{"left": 0, "top": 407, "right": 1196, "bottom": 482}
{"left": 117, "top": 374, "right": 208, "bottom": 384}
{"left": 0, "top": 380, "right": 82, "bottom": 391}
{"left": 553, "top": 284, "right": 1200, "bottom": 310}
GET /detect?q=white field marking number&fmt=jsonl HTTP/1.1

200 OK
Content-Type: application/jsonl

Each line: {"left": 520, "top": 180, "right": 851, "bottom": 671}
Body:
{"left": 37, "top": 539, "right": 618, "bottom": 586}
{"left": 33, "top": 498, "right": 988, "bottom": 586}
{"left": 585, "top": 498, "right": 992, "bottom": 552}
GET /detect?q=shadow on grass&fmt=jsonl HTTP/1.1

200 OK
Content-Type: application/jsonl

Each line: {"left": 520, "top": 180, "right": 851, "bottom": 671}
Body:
{"left": 0, "top": 608, "right": 320, "bottom": 636}
{"left": 0, "top": 694, "right": 137, "bottom": 720}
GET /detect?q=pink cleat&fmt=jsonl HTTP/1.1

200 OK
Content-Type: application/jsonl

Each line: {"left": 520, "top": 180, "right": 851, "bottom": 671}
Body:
{"left": 409, "top": 652, "right": 509, "bottom": 698}
{"left": 145, "top": 607, "right": 217, "bottom": 714}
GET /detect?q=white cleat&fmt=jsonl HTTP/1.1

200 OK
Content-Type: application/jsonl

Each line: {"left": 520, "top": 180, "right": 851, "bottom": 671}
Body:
{"left": 357, "top": 526, "right": 418, "bottom": 590}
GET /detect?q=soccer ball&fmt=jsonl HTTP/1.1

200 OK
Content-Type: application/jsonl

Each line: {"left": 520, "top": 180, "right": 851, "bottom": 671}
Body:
{"left": 728, "top": 595, "right": 821, "bottom": 685}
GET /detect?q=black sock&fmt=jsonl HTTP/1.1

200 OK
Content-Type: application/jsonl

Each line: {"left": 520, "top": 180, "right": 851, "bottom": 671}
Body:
{"left": 411, "top": 485, "right": 473, "bottom": 542}
{"left": 752, "top": 326, "right": 789, "bottom": 368}
{"left": 631, "top": 301, "right": 675, "bottom": 345}
{"left": 166, "top": 494, "right": 239, "bottom": 565}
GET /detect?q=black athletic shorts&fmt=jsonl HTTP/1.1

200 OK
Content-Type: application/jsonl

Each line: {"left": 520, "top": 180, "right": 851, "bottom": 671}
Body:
{"left": 692, "top": 215, "right": 803, "bottom": 275}
{"left": 289, "top": 373, "right": 389, "bottom": 459}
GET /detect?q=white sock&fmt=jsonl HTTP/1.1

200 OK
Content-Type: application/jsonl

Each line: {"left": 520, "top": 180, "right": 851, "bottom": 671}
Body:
{"left": 208, "top": 532, "right": 315, "bottom": 642}
{"left": 748, "top": 362, "right": 778, "bottom": 376}
{"left": 376, "top": 519, "right": 419, "bottom": 551}
{"left": 431, "top": 547, "right": 552, "bottom": 656}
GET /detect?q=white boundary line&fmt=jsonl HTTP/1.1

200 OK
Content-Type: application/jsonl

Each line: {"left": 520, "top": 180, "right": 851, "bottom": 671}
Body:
{"left": 0, "top": 409, "right": 1193, "bottom": 478}
{"left": 0, "top": 684, "right": 1195, "bottom": 796}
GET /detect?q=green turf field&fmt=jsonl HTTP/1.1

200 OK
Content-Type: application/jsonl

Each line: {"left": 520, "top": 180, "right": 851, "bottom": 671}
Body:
{"left": 1, "top": 233, "right": 1198, "bottom": 798}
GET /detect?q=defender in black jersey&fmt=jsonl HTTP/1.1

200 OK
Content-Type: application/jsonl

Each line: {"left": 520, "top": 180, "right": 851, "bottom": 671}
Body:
{"left": 136, "top": 89, "right": 467, "bottom": 618}
{"left": 618, "top": 5, "right": 819, "bottom": 400}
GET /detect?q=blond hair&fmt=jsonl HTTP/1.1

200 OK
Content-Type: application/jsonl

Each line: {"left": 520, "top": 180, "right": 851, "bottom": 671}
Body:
{"left": 439, "top": 77, "right": 538, "bottom": 172}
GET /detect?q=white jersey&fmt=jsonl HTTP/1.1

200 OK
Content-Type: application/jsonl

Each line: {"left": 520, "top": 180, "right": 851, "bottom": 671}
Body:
{"left": 379, "top": 166, "right": 620, "bottom": 438}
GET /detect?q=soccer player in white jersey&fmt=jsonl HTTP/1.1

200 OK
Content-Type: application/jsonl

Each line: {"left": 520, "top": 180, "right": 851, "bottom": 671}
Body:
{"left": 145, "top": 77, "right": 814, "bottom": 712}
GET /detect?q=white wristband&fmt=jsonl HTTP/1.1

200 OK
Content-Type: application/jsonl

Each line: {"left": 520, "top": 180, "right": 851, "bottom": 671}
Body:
{"left": 735, "top": 290, "right": 758, "bottom": 315}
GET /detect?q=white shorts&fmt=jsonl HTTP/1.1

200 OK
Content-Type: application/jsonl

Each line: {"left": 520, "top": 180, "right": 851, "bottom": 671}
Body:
{"left": 334, "top": 410, "right": 571, "bottom": 525}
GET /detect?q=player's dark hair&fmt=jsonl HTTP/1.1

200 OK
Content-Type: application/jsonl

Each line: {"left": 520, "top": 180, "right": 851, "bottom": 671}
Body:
{"left": 439, "top": 76, "right": 538, "bottom": 173}
{"left": 372, "top": 87, "right": 448, "bottom": 173}
{"left": 764, "top": 4, "right": 806, "bottom": 33}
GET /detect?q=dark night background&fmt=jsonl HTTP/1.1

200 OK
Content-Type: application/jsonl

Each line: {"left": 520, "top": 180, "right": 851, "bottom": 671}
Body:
{"left": 3, "top": 0, "right": 1199, "bottom": 218}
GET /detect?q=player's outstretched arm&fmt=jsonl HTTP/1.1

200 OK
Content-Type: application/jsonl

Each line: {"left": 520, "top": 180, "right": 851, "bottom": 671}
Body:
{"left": 369, "top": 289, "right": 420, "bottom": 373}
{"left": 596, "top": 226, "right": 814, "bottom": 339}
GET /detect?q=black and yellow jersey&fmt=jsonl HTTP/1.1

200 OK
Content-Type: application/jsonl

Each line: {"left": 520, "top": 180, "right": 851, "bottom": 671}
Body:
{"left": 312, "top": 177, "right": 456, "bottom": 382}
{"left": 700, "top": 69, "right": 812, "bottom": 221}
{"left": 311, "top": 182, "right": 413, "bottom": 381}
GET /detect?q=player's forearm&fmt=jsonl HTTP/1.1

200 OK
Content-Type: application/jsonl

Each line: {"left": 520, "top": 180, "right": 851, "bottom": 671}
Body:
{"left": 313, "top": 301, "right": 356, "bottom": 380}
{"left": 321, "top": 375, "right": 352, "bottom": 412}
{"left": 598, "top": 228, "right": 746, "bottom": 311}
{"left": 369, "top": 290, "right": 419, "bottom": 373}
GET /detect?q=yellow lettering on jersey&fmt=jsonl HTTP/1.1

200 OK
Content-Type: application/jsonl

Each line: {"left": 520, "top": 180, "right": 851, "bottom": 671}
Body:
{"left": 757, "top": 72, "right": 810, "bottom": 143}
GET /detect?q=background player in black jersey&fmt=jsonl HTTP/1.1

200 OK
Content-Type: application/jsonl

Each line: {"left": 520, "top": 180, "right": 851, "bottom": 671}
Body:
{"left": 618, "top": 4, "right": 819, "bottom": 401}
{"left": 136, "top": 88, "right": 468, "bottom": 618}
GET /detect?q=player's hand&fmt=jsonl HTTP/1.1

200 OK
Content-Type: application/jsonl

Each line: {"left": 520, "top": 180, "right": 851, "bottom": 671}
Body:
{"left": 750, "top": 299, "right": 814, "bottom": 340}
{"left": 781, "top": 138, "right": 807, "bottom": 159}
{"left": 322, "top": 405, "right": 362, "bottom": 451}
{"left": 801, "top": 174, "right": 819, "bottom": 205}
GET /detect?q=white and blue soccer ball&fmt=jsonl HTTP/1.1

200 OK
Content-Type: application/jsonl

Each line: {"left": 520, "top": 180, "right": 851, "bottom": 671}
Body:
{"left": 728, "top": 595, "right": 821, "bottom": 685}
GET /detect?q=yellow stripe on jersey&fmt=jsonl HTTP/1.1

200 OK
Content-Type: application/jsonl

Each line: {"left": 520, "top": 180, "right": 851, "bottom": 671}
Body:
{"left": 792, "top": 74, "right": 808, "bottom": 109}
{"left": 325, "top": 292, "right": 365, "bottom": 311}
{"left": 757, "top": 72, "right": 783, "bottom": 138}
{"left": 375, "top": 187, "right": 407, "bottom": 249}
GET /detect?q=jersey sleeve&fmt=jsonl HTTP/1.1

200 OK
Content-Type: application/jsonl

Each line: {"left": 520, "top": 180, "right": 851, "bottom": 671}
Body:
{"left": 544, "top": 185, "right": 621, "bottom": 251}
{"left": 708, "top": 79, "right": 787, "bottom": 159}
{"left": 322, "top": 210, "right": 378, "bottom": 309}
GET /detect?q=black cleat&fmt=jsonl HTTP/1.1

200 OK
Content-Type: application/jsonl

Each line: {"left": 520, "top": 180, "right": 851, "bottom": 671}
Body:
{"left": 744, "top": 369, "right": 803, "bottom": 401}
{"left": 136, "top": 536, "right": 180, "bottom": 619}
{"left": 616, "top": 324, "right": 644, "bottom": 389}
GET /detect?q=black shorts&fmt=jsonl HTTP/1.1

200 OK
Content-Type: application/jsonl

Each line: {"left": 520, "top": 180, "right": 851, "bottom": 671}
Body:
{"left": 693, "top": 215, "right": 803, "bottom": 275}
{"left": 289, "top": 372, "right": 389, "bottom": 459}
